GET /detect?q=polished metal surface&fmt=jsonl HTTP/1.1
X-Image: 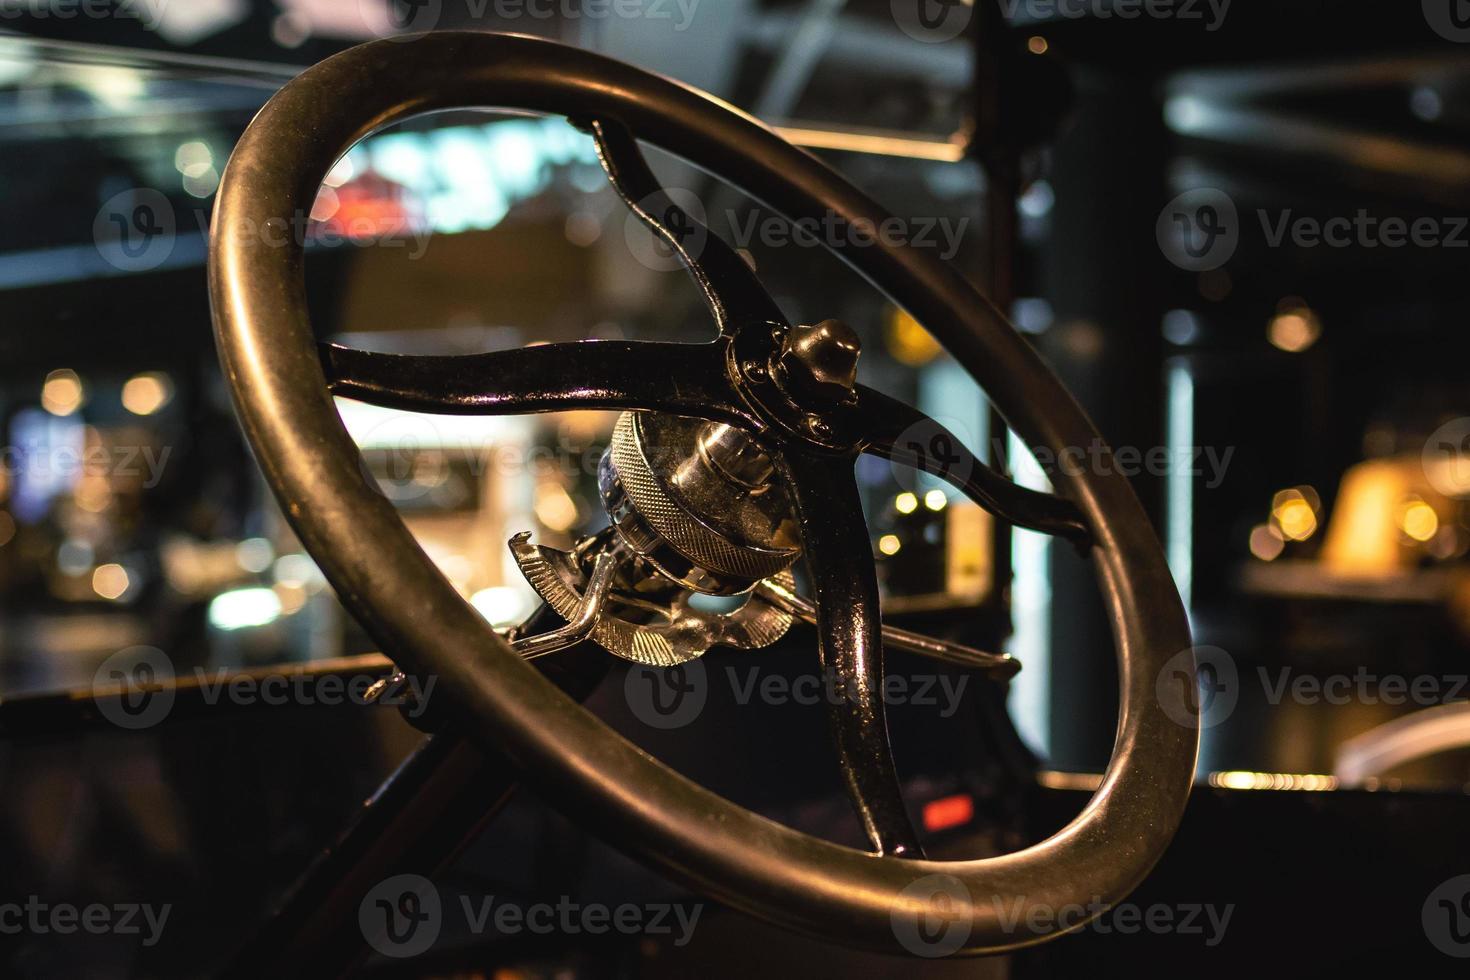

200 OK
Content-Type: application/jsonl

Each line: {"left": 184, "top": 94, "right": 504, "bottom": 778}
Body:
{"left": 775, "top": 318, "right": 862, "bottom": 406}
{"left": 365, "top": 550, "right": 621, "bottom": 706}
{"left": 510, "top": 534, "right": 796, "bottom": 667}
{"left": 601, "top": 411, "right": 800, "bottom": 594}
{"left": 209, "top": 31, "right": 1196, "bottom": 954}
{"left": 588, "top": 118, "right": 788, "bottom": 337}
{"left": 511, "top": 550, "right": 620, "bottom": 660}
{"left": 751, "top": 578, "right": 1020, "bottom": 679}
{"left": 696, "top": 422, "right": 776, "bottom": 488}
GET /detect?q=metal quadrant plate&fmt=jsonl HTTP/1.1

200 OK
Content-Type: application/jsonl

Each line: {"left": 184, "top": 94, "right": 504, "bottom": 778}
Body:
{"left": 509, "top": 533, "right": 795, "bottom": 667}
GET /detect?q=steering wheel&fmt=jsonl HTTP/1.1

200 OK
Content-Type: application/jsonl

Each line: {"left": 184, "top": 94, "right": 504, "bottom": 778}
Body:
{"left": 208, "top": 32, "right": 1196, "bottom": 955}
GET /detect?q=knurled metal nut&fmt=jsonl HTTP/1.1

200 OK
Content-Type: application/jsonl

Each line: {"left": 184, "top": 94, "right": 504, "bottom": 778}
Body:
{"left": 608, "top": 412, "right": 798, "bottom": 581}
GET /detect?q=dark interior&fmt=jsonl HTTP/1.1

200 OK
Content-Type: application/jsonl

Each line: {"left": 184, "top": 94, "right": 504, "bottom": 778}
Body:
{"left": 3, "top": 2, "right": 1470, "bottom": 976}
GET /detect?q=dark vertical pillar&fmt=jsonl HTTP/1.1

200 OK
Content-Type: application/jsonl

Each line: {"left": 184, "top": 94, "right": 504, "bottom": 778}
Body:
{"left": 971, "top": 4, "right": 1020, "bottom": 651}
{"left": 1041, "top": 69, "right": 1169, "bottom": 771}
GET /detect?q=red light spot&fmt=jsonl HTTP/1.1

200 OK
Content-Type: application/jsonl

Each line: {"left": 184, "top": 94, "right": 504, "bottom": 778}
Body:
{"left": 922, "top": 793, "right": 974, "bottom": 832}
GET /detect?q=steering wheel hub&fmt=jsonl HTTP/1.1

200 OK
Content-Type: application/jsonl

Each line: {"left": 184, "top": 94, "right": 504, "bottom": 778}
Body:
{"left": 599, "top": 411, "right": 800, "bottom": 596}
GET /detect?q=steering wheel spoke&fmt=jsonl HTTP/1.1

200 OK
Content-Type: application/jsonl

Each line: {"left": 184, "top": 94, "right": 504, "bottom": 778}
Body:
{"left": 855, "top": 386, "right": 1089, "bottom": 543}
{"left": 320, "top": 338, "right": 755, "bottom": 427}
{"left": 586, "top": 118, "right": 788, "bottom": 337}
{"left": 778, "top": 448, "right": 923, "bottom": 858}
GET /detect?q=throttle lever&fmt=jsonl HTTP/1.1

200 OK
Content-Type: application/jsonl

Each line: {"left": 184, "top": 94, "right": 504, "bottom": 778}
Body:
{"left": 751, "top": 578, "right": 1019, "bottom": 680}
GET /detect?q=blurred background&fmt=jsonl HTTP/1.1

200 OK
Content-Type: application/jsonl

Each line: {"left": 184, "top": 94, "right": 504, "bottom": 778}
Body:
{"left": 3, "top": 1, "right": 1470, "bottom": 975}
{"left": 0, "top": 1, "right": 1003, "bottom": 714}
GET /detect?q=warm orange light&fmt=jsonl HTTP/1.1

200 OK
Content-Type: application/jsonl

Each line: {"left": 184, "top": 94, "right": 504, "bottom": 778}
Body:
{"left": 1271, "top": 489, "right": 1319, "bottom": 541}
{"left": 922, "top": 793, "right": 975, "bottom": 832}
{"left": 122, "top": 372, "right": 172, "bottom": 416}
{"left": 41, "top": 369, "right": 84, "bottom": 416}
{"left": 534, "top": 481, "right": 579, "bottom": 533}
{"left": 885, "top": 307, "right": 943, "bottom": 367}
{"left": 1398, "top": 498, "right": 1439, "bottom": 543}
{"left": 92, "top": 563, "right": 130, "bottom": 601}
{"left": 1209, "top": 771, "right": 1337, "bottom": 791}
{"left": 1268, "top": 307, "right": 1321, "bottom": 353}
{"left": 1320, "top": 460, "right": 1409, "bottom": 575}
